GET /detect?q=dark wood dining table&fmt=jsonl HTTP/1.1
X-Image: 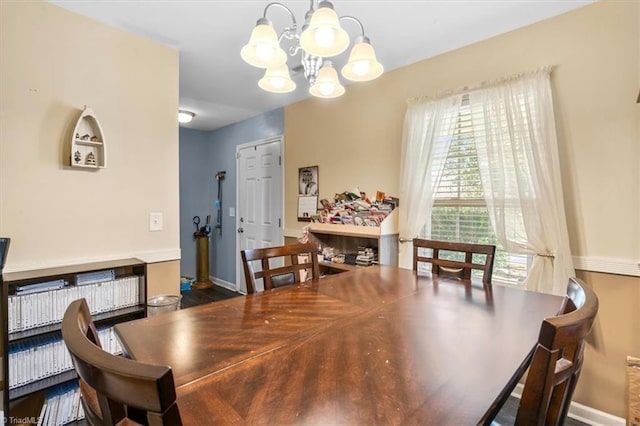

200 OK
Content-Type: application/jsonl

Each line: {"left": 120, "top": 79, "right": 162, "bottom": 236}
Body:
{"left": 114, "top": 265, "right": 562, "bottom": 425}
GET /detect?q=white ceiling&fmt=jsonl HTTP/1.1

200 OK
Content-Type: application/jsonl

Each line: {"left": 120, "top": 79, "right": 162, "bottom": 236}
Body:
{"left": 49, "top": 0, "right": 593, "bottom": 131}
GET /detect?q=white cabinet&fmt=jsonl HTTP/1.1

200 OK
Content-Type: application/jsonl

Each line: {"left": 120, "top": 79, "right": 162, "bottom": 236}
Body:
{"left": 70, "top": 106, "right": 106, "bottom": 169}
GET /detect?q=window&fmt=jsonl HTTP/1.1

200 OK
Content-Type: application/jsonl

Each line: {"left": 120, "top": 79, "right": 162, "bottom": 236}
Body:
{"left": 403, "top": 71, "right": 572, "bottom": 294}
{"left": 423, "top": 95, "right": 529, "bottom": 284}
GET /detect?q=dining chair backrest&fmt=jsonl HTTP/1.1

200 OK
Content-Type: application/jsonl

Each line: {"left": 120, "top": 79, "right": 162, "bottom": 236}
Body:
{"left": 412, "top": 239, "right": 496, "bottom": 284}
{"left": 515, "top": 277, "right": 599, "bottom": 425}
{"left": 62, "top": 299, "right": 182, "bottom": 425}
{"left": 558, "top": 277, "right": 584, "bottom": 315}
{"left": 481, "top": 277, "right": 597, "bottom": 424}
{"left": 241, "top": 242, "right": 320, "bottom": 294}
{"left": 68, "top": 298, "right": 103, "bottom": 425}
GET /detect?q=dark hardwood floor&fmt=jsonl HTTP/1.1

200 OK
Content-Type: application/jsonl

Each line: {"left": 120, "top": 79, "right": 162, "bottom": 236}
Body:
{"left": 180, "top": 284, "right": 240, "bottom": 308}
{"left": 493, "top": 394, "right": 588, "bottom": 425}
{"left": 178, "top": 284, "right": 588, "bottom": 426}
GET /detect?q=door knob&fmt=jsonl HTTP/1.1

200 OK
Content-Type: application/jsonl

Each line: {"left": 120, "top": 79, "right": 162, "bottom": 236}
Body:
{"left": 237, "top": 227, "right": 244, "bottom": 233}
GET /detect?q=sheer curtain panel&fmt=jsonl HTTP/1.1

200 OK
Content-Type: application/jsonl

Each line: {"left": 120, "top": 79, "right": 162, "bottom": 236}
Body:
{"left": 398, "top": 96, "right": 462, "bottom": 268}
{"left": 469, "top": 69, "right": 574, "bottom": 295}
{"left": 400, "top": 69, "right": 574, "bottom": 294}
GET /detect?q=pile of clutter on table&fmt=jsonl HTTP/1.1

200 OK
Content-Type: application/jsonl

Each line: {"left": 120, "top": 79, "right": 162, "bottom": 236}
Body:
{"left": 310, "top": 187, "right": 398, "bottom": 226}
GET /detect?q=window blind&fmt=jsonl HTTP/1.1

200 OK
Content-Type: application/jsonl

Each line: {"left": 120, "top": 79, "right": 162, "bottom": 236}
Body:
{"left": 426, "top": 95, "right": 529, "bottom": 284}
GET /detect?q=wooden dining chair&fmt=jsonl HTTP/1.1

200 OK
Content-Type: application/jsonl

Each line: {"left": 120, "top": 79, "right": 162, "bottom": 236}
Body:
{"left": 483, "top": 277, "right": 599, "bottom": 426}
{"left": 241, "top": 242, "right": 320, "bottom": 294}
{"left": 412, "top": 238, "right": 496, "bottom": 284}
{"left": 62, "top": 298, "right": 182, "bottom": 425}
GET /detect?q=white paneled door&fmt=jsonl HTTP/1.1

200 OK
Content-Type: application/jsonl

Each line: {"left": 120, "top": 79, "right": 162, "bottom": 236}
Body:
{"left": 236, "top": 137, "right": 283, "bottom": 293}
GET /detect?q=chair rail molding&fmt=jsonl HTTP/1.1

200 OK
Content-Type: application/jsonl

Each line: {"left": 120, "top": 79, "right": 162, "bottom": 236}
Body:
{"left": 572, "top": 256, "right": 640, "bottom": 277}
{"left": 284, "top": 228, "right": 304, "bottom": 239}
{"left": 277, "top": 241, "right": 640, "bottom": 279}
{"left": 3, "top": 248, "right": 181, "bottom": 274}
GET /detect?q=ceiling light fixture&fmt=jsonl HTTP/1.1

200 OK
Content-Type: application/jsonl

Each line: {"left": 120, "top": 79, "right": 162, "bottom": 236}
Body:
{"left": 241, "top": 0, "right": 383, "bottom": 99}
{"left": 178, "top": 110, "right": 195, "bottom": 124}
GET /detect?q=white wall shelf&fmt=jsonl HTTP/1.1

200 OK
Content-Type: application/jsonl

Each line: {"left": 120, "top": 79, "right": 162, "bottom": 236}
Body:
{"left": 70, "top": 106, "right": 106, "bottom": 169}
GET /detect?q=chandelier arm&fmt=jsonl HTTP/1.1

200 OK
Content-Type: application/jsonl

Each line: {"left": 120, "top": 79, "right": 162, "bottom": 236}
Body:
{"left": 263, "top": 2, "right": 297, "bottom": 28}
{"left": 338, "top": 15, "right": 365, "bottom": 38}
{"left": 263, "top": 2, "right": 302, "bottom": 58}
{"left": 289, "top": 44, "right": 302, "bottom": 56}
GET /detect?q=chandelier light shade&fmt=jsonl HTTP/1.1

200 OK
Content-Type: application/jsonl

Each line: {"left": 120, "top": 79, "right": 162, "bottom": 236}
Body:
{"left": 240, "top": 19, "right": 288, "bottom": 68}
{"left": 341, "top": 36, "right": 384, "bottom": 82}
{"left": 241, "top": 0, "right": 383, "bottom": 99}
{"left": 178, "top": 110, "right": 195, "bottom": 124}
{"left": 299, "top": 1, "right": 350, "bottom": 58}
{"left": 259, "top": 65, "right": 297, "bottom": 93}
{"left": 308, "top": 61, "right": 345, "bottom": 98}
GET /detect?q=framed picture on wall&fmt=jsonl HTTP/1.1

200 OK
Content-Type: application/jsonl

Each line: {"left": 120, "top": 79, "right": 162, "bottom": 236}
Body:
{"left": 298, "top": 166, "right": 318, "bottom": 196}
{"left": 298, "top": 166, "right": 319, "bottom": 221}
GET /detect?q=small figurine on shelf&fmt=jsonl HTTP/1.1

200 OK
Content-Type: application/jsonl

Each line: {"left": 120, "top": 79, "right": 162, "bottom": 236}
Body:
{"left": 85, "top": 152, "right": 96, "bottom": 166}
{"left": 75, "top": 132, "right": 80, "bottom": 139}
{"left": 73, "top": 150, "right": 82, "bottom": 164}
{"left": 80, "top": 134, "right": 90, "bottom": 141}
{"left": 90, "top": 136, "right": 99, "bottom": 142}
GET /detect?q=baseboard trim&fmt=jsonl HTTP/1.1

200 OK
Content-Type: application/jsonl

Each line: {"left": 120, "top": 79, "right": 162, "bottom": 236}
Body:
{"left": 210, "top": 276, "right": 237, "bottom": 292}
{"left": 512, "top": 384, "right": 625, "bottom": 425}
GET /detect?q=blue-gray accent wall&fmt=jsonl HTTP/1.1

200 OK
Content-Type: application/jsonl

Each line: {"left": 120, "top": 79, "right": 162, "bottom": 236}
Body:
{"left": 179, "top": 108, "right": 284, "bottom": 288}
{"left": 179, "top": 127, "right": 214, "bottom": 278}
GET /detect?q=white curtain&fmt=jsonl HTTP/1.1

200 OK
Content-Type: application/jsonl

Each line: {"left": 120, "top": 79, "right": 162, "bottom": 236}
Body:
{"left": 398, "top": 95, "right": 462, "bottom": 269}
{"left": 469, "top": 70, "right": 574, "bottom": 295}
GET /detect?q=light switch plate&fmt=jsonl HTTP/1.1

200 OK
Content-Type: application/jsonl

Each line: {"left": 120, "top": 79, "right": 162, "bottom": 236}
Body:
{"left": 149, "top": 212, "right": 163, "bottom": 231}
{"left": 229, "top": 207, "right": 235, "bottom": 217}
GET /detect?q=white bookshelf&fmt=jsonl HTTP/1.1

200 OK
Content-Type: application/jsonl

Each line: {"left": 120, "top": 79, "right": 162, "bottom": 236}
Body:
{"left": 309, "top": 208, "right": 399, "bottom": 271}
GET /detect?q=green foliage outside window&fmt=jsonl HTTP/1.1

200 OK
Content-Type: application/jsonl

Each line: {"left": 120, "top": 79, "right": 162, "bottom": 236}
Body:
{"left": 427, "top": 98, "right": 529, "bottom": 284}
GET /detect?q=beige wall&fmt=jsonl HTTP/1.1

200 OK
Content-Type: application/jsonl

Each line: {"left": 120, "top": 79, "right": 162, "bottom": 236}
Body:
{"left": 576, "top": 270, "right": 640, "bottom": 418}
{"left": 0, "top": 1, "right": 181, "bottom": 296}
{"left": 147, "top": 260, "right": 181, "bottom": 298}
{"left": 285, "top": 1, "right": 639, "bottom": 418}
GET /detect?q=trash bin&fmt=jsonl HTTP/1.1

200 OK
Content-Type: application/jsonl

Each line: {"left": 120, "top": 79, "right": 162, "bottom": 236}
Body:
{"left": 147, "top": 294, "right": 182, "bottom": 317}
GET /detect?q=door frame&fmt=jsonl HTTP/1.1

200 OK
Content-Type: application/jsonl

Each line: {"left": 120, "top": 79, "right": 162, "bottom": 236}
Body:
{"left": 235, "top": 135, "right": 285, "bottom": 293}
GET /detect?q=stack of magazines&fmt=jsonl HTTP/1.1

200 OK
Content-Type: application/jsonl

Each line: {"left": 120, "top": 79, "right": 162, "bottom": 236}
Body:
{"left": 15, "top": 279, "right": 66, "bottom": 295}
{"left": 355, "top": 247, "right": 377, "bottom": 266}
{"left": 76, "top": 269, "right": 115, "bottom": 286}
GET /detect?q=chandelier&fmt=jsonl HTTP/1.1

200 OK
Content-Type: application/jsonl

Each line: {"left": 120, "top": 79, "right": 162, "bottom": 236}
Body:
{"left": 240, "top": 0, "right": 383, "bottom": 99}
